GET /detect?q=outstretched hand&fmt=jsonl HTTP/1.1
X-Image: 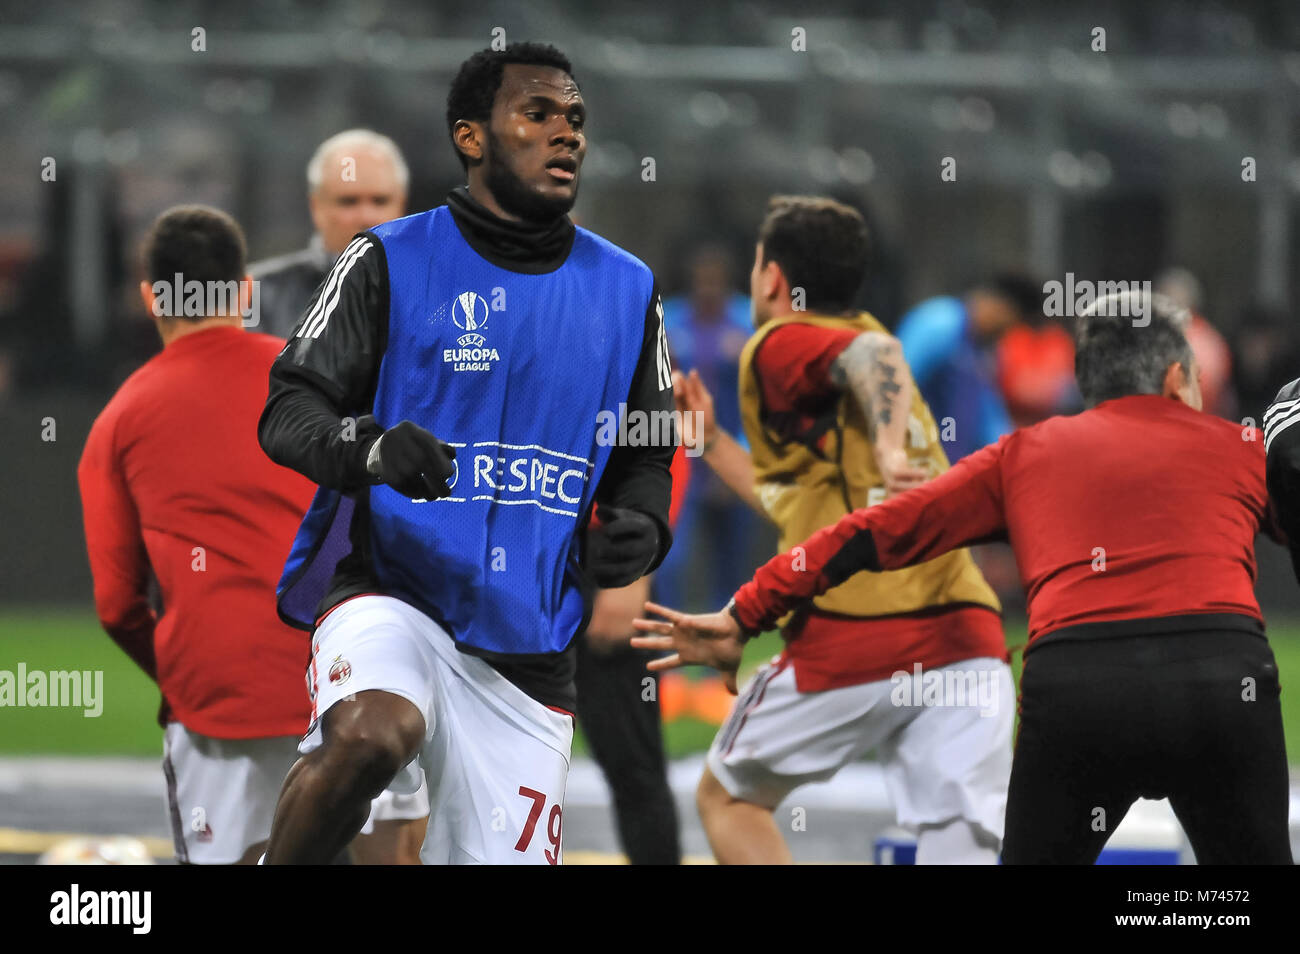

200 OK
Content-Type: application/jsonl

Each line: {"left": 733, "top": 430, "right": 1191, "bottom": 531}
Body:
{"left": 672, "top": 368, "right": 718, "bottom": 453}
{"left": 631, "top": 600, "right": 745, "bottom": 694}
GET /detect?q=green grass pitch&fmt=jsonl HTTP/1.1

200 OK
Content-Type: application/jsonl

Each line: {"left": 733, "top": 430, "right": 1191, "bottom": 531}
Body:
{"left": 2, "top": 607, "right": 1298, "bottom": 764}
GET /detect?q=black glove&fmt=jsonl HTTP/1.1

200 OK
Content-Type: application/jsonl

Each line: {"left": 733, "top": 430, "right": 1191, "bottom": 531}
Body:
{"left": 366, "top": 420, "right": 457, "bottom": 500}
{"left": 586, "top": 506, "right": 660, "bottom": 588}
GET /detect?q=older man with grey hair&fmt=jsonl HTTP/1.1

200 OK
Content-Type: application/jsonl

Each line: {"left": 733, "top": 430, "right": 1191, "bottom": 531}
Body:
{"left": 248, "top": 130, "right": 426, "bottom": 863}
{"left": 250, "top": 129, "right": 409, "bottom": 338}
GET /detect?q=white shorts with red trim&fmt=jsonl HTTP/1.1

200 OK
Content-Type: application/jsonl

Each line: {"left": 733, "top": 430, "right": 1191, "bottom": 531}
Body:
{"left": 300, "top": 594, "right": 574, "bottom": 864}
{"left": 162, "top": 723, "right": 299, "bottom": 865}
{"left": 707, "top": 655, "right": 1013, "bottom": 843}
{"left": 163, "top": 722, "right": 437, "bottom": 863}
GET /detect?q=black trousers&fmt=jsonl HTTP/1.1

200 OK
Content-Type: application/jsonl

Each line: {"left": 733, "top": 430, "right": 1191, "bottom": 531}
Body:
{"left": 574, "top": 636, "right": 681, "bottom": 865}
{"left": 1003, "top": 627, "right": 1293, "bottom": 865}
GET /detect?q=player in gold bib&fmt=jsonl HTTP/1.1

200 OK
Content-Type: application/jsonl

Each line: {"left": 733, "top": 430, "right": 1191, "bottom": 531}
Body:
{"left": 642, "top": 197, "right": 1012, "bottom": 864}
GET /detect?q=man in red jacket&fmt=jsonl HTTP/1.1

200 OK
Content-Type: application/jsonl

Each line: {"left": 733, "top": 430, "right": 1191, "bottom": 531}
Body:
{"left": 637, "top": 291, "right": 1292, "bottom": 864}
{"left": 78, "top": 206, "right": 405, "bottom": 864}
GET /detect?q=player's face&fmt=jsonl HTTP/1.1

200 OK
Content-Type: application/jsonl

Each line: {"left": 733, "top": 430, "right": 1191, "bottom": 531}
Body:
{"left": 482, "top": 64, "right": 586, "bottom": 221}
{"left": 967, "top": 291, "right": 1019, "bottom": 341}
{"left": 310, "top": 147, "right": 407, "bottom": 256}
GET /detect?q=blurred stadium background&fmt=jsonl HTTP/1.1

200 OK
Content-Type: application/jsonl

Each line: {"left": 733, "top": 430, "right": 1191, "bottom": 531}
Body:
{"left": 2, "top": 0, "right": 1299, "bottom": 863}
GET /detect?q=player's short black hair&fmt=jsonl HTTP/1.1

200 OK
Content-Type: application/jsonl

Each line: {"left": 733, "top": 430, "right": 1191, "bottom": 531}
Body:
{"left": 142, "top": 205, "right": 246, "bottom": 298}
{"left": 1074, "top": 292, "right": 1194, "bottom": 407}
{"left": 445, "top": 42, "right": 577, "bottom": 171}
{"left": 973, "top": 272, "right": 1046, "bottom": 322}
{"left": 757, "top": 195, "right": 870, "bottom": 314}
{"left": 142, "top": 206, "right": 246, "bottom": 321}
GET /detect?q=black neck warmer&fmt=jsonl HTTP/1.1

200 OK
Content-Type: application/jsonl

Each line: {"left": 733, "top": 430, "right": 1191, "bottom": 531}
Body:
{"left": 445, "top": 185, "right": 576, "bottom": 274}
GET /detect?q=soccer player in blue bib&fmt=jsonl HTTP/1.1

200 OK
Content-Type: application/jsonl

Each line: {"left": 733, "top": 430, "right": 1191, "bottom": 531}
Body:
{"left": 258, "top": 43, "right": 675, "bottom": 864}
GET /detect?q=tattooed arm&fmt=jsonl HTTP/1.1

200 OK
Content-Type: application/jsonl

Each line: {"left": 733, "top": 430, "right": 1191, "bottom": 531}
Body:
{"left": 830, "top": 330, "right": 930, "bottom": 496}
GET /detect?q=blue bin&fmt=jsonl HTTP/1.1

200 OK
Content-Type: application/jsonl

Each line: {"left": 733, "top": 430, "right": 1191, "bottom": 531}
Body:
{"left": 873, "top": 834, "right": 1181, "bottom": 865}
{"left": 1094, "top": 847, "right": 1181, "bottom": 865}
{"left": 873, "top": 833, "right": 917, "bottom": 865}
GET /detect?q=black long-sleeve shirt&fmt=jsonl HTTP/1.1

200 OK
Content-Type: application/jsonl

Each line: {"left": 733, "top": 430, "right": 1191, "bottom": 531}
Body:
{"left": 258, "top": 187, "right": 674, "bottom": 709}
{"left": 1265, "top": 377, "right": 1300, "bottom": 584}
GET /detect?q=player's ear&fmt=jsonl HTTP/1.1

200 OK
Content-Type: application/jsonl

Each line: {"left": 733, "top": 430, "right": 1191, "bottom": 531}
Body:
{"left": 1161, "top": 359, "right": 1201, "bottom": 410}
{"left": 453, "top": 119, "right": 484, "bottom": 165}
{"left": 1160, "top": 361, "right": 1184, "bottom": 398}
{"left": 761, "top": 259, "right": 783, "bottom": 302}
{"left": 139, "top": 279, "right": 157, "bottom": 317}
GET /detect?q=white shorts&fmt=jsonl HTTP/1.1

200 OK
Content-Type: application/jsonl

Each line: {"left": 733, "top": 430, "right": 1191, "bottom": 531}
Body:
{"left": 163, "top": 723, "right": 433, "bottom": 863}
{"left": 162, "top": 723, "right": 299, "bottom": 865}
{"left": 361, "top": 778, "right": 430, "bottom": 834}
{"left": 301, "top": 594, "right": 574, "bottom": 864}
{"left": 707, "top": 655, "right": 1013, "bottom": 842}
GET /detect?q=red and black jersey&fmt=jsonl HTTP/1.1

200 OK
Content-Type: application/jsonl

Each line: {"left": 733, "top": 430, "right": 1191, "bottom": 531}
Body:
{"left": 735, "top": 394, "right": 1274, "bottom": 649}
{"left": 752, "top": 321, "right": 859, "bottom": 449}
